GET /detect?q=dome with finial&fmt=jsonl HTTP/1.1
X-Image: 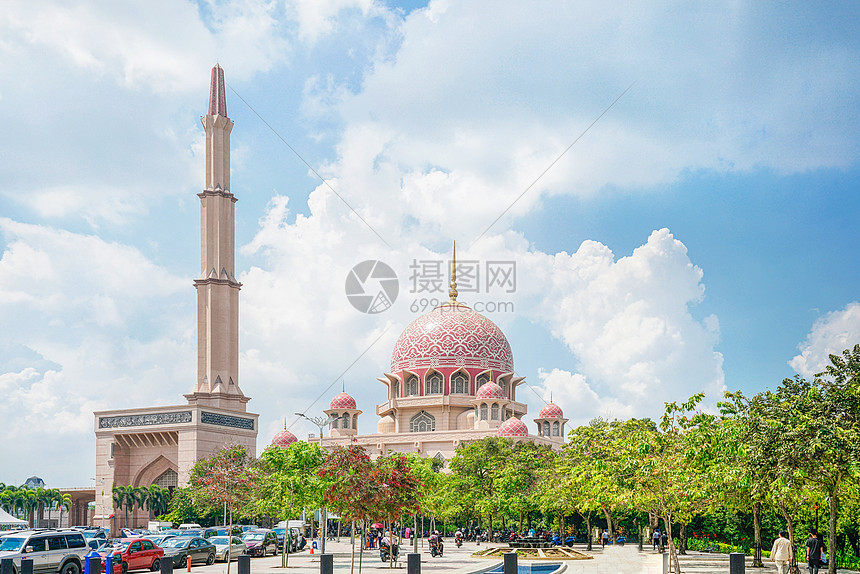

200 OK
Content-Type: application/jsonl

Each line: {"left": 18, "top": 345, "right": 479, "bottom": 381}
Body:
{"left": 498, "top": 417, "right": 529, "bottom": 438}
{"left": 272, "top": 420, "right": 298, "bottom": 448}
{"left": 330, "top": 391, "right": 357, "bottom": 410}
{"left": 476, "top": 381, "right": 505, "bottom": 400}
{"left": 539, "top": 402, "right": 564, "bottom": 419}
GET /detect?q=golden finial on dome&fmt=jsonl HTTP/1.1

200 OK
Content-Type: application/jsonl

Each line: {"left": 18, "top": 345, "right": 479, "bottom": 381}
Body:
{"left": 342, "top": 380, "right": 345, "bottom": 393}
{"left": 448, "top": 240, "right": 458, "bottom": 303}
{"left": 283, "top": 417, "right": 287, "bottom": 431}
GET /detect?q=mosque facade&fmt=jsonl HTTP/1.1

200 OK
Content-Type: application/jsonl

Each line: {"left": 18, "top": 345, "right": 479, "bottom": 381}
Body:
{"left": 277, "top": 264, "right": 569, "bottom": 461}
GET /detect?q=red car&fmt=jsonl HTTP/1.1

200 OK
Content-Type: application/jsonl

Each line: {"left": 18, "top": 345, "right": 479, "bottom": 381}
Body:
{"left": 99, "top": 539, "right": 164, "bottom": 574}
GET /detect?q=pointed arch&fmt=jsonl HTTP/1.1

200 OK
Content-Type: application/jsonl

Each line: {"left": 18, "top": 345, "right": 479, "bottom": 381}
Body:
{"left": 410, "top": 411, "right": 436, "bottom": 432}
{"left": 451, "top": 369, "right": 469, "bottom": 394}
{"left": 132, "top": 454, "right": 178, "bottom": 488}
{"left": 426, "top": 369, "right": 443, "bottom": 395}
{"left": 405, "top": 372, "right": 420, "bottom": 396}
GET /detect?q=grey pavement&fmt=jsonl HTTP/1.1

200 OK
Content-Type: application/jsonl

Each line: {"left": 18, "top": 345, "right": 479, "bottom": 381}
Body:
{"left": 170, "top": 539, "right": 837, "bottom": 574}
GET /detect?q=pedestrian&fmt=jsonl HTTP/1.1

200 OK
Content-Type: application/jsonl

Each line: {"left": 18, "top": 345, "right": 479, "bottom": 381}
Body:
{"left": 660, "top": 531, "right": 668, "bottom": 553}
{"left": 601, "top": 529, "right": 609, "bottom": 548}
{"left": 770, "top": 530, "right": 793, "bottom": 574}
{"left": 652, "top": 529, "right": 660, "bottom": 551}
{"left": 806, "top": 529, "right": 823, "bottom": 574}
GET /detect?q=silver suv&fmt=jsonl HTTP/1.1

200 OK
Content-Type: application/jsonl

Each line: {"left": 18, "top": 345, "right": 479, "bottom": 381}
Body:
{"left": 0, "top": 530, "right": 88, "bottom": 574}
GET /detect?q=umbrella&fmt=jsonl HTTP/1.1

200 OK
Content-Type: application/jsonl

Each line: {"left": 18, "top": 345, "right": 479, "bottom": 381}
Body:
{"left": 371, "top": 523, "right": 384, "bottom": 529}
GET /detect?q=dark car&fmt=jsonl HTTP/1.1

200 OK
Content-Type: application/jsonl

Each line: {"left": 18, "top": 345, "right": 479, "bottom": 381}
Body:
{"left": 240, "top": 530, "right": 278, "bottom": 557}
{"left": 158, "top": 537, "right": 215, "bottom": 568}
{"left": 177, "top": 528, "right": 218, "bottom": 539}
{"left": 272, "top": 528, "right": 303, "bottom": 553}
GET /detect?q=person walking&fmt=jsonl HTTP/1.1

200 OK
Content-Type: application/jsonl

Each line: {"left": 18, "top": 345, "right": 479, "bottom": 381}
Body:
{"left": 806, "top": 529, "right": 823, "bottom": 574}
{"left": 601, "top": 529, "right": 609, "bottom": 548}
{"left": 652, "top": 529, "right": 660, "bottom": 551}
{"left": 771, "top": 530, "right": 793, "bottom": 574}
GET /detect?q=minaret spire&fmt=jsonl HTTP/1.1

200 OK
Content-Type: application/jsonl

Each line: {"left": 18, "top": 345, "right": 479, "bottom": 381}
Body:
{"left": 448, "top": 240, "right": 459, "bottom": 303}
{"left": 187, "top": 64, "right": 246, "bottom": 411}
{"left": 208, "top": 64, "right": 228, "bottom": 117}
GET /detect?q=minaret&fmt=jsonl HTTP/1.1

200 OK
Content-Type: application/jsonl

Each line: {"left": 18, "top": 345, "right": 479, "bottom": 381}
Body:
{"left": 186, "top": 64, "right": 248, "bottom": 411}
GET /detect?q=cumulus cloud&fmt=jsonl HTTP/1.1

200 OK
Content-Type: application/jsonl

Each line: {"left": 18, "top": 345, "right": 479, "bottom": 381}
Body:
{"left": 789, "top": 302, "right": 860, "bottom": 378}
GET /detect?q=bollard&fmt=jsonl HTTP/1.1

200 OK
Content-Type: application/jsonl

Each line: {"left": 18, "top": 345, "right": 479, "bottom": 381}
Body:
{"left": 503, "top": 552, "right": 517, "bottom": 574}
{"left": 320, "top": 554, "right": 333, "bottom": 574}
{"left": 662, "top": 552, "right": 669, "bottom": 574}
{"left": 160, "top": 556, "right": 173, "bottom": 574}
{"left": 20, "top": 559, "right": 33, "bottom": 574}
{"left": 237, "top": 554, "right": 250, "bottom": 574}
{"left": 1, "top": 559, "right": 12, "bottom": 574}
{"left": 407, "top": 553, "right": 420, "bottom": 574}
{"left": 729, "top": 552, "right": 745, "bottom": 574}
{"left": 86, "top": 554, "right": 102, "bottom": 574}
{"left": 106, "top": 554, "right": 113, "bottom": 574}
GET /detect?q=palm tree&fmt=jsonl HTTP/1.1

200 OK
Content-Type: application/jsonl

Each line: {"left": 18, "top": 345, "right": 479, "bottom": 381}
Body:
{"left": 22, "top": 488, "right": 39, "bottom": 527}
{"left": 113, "top": 486, "right": 130, "bottom": 529}
{"left": 146, "top": 485, "right": 170, "bottom": 519}
{"left": 132, "top": 486, "right": 149, "bottom": 528}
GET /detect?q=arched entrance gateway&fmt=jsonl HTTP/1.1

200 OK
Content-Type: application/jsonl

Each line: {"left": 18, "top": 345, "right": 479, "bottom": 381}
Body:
{"left": 306, "top": 251, "right": 568, "bottom": 464}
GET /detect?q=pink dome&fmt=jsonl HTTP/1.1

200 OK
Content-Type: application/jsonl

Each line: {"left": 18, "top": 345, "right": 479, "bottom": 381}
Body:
{"left": 272, "top": 429, "right": 298, "bottom": 448}
{"left": 498, "top": 417, "right": 529, "bottom": 438}
{"left": 539, "top": 403, "right": 564, "bottom": 419}
{"left": 476, "top": 381, "right": 505, "bottom": 400}
{"left": 390, "top": 304, "right": 513, "bottom": 373}
{"left": 330, "top": 392, "right": 357, "bottom": 410}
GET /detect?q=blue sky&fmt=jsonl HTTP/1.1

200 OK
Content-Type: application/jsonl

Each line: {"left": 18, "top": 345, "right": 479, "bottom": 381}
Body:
{"left": 1, "top": 0, "right": 858, "bottom": 487}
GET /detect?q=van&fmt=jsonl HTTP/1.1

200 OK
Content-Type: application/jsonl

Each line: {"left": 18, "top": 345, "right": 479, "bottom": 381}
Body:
{"left": 0, "top": 529, "right": 89, "bottom": 574}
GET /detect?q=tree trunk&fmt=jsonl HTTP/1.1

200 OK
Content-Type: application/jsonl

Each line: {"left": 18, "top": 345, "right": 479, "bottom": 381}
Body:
{"left": 752, "top": 501, "right": 764, "bottom": 567}
{"left": 488, "top": 514, "right": 494, "bottom": 544}
{"left": 413, "top": 513, "right": 418, "bottom": 554}
{"left": 350, "top": 519, "right": 356, "bottom": 574}
{"left": 519, "top": 511, "right": 523, "bottom": 534}
{"left": 679, "top": 523, "right": 687, "bottom": 555}
{"left": 663, "top": 514, "right": 679, "bottom": 574}
{"left": 584, "top": 514, "right": 592, "bottom": 551}
{"left": 602, "top": 506, "right": 614, "bottom": 537}
{"left": 829, "top": 492, "right": 838, "bottom": 574}
{"left": 226, "top": 508, "right": 232, "bottom": 574}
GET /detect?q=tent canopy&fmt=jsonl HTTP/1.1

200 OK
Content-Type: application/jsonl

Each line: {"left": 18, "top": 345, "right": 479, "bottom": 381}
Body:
{"left": 0, "top": 508, "right": 27, "bottom": 526}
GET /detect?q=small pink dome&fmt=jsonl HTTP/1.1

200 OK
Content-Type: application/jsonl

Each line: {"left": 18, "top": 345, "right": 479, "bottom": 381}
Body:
{"left": 330, "top": 391, "right": 357, "bottom": 410}
{"left": 498, "top": 417, "right": 529, "bottom": 438}
{"left": 476, "top": 381, "right": 505, "bottom": 400}
{"left": 539, "top": 403, "right": 564, "bottom": 419}
{"left": 272, "top": 429, "right": 298, "bottom": 448}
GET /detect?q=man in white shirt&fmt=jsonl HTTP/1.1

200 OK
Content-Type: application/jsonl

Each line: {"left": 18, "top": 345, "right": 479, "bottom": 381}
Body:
{"left": 771, "top": 530, "right": 794, "bottom": 574}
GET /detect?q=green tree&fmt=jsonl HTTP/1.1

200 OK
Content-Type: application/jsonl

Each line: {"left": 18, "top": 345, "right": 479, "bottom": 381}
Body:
{"left": 449, "top": 436, "right": 512, "bottom": 541}
{"left": 254, "top": 441, "right": 326, "bottom": 567}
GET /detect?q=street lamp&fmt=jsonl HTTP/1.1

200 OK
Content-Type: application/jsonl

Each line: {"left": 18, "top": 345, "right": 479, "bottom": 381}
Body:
{"left": 294, "top": 412, "right": 339, "bottom": 555}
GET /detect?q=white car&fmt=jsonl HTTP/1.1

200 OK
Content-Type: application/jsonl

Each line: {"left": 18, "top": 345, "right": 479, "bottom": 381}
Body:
{"left": 210, "top": 536, "right": 246, "bottom": 562}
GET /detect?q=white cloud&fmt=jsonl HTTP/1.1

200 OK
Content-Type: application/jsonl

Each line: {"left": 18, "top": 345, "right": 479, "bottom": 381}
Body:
{"left": 789, "top": 302, "right": 860, "bottom": 378}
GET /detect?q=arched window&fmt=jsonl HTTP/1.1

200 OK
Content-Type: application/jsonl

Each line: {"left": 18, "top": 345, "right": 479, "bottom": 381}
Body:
{"left": 332, "top": 416, "right": 339, "bottom": 429}
{"left": 491, "top": 403, "right": 499, "bottom": 420}
{"left": 476, "top": 372, "right": 490, "bottom": 389}
{"left": 499, "top": 380, "right": 508, "bottom": 398}
{"left": 341, "top": 413, "right": 350, "bottom": 429}
{"left": 480, "top": 404, "right": 488, "bottom": 421}
{"left": 406, "top": 374, "right": 419, "bottom": 396}
{"left": 353, "top": 414, "right": 359, "bottom": 429}
{"left": 410, "top": 411, "right": 436, "bottom": 432}
{"left": 543, "top": 421, "right": 550, "bottom": 436}
{"left": 451, "top": 371, "right": 469, "bottom": 394}
{"left": 427, "top": 371, "right": 443, "bottom": 395}
{"left": 552, "top": 421, "right": 560, "bottom": 437}
{"left": 393, "top": 381, "right": 400, "bottom": 398}
{"left": 154, "top": 469, "right": 177, "bottom": 489}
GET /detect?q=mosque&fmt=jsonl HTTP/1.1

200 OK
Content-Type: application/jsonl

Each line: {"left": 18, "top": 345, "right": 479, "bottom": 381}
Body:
{"left": 273, "top": 257, "right": 569, "bottom": 462}
{"left": 92, "top": 64, "right": 567, "bottom": 531}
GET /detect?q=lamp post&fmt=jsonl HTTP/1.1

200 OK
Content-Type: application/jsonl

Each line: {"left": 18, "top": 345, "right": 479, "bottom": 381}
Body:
{"left": 295, "top": 412, "right": 339, "bottom": 555}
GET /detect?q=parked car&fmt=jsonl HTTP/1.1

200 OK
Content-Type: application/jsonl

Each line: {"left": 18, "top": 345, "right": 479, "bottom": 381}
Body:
{"left": 240, "top": 530, "right": 278, "bottom": 557}
{"left": 159, "top": 536, "right": 215, "bottom": 568}
{"left": 214, "top": 527, "right": 243, "bottom": 537}
{"left": 98, "top": 539, "right": 163, "bottom": 574}
{"left": 141, "top": 534, "right": 176, "bottom": 548}
{"left": 177, "top": 528, "right": 218, "bottom": 539}
{"left": 271, "top": 527, "right": 303, "bottom": 553}
{"left": 0, "top": 529, "right": 89, "bottom": 574}
{"left": 209, "top": 536, "right": 246, "bottom": 562}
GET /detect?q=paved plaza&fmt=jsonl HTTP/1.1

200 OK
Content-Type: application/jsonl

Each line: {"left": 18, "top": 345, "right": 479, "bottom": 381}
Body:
{"left": 166, "top": 540, "right": 835, "bottom": 574}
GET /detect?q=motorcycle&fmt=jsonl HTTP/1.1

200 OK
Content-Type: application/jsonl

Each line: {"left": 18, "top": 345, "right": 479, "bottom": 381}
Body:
{"left": 429, "top": 536, "right": 444, "bottom": 557}
{"left": 380, "top": 542, "right": 399, "bottom": 562}
{"left": 455, "top": 535, "right": 463, "bottom": 548}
